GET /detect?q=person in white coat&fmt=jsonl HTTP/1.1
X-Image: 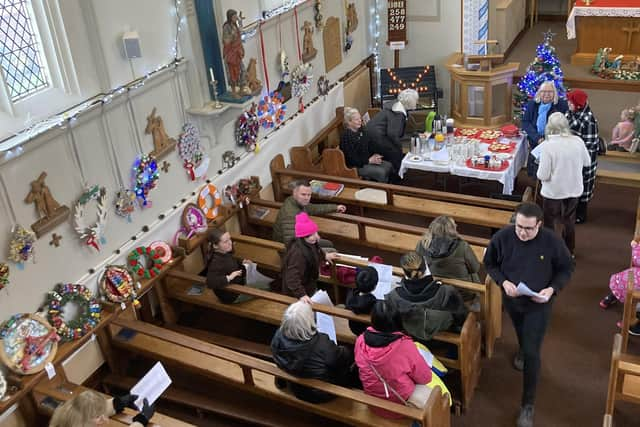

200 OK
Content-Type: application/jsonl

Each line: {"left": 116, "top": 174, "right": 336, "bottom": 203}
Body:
{"left": 536, "top": 112, "right": 591, "bottom": 256}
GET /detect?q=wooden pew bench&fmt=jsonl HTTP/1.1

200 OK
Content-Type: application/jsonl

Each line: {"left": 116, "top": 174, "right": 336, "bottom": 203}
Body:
{"left": 109, "top": 317, "right": 452, "bottom": 427}
{"left": 160, "top": 269, "right": 481, "bottom": 410}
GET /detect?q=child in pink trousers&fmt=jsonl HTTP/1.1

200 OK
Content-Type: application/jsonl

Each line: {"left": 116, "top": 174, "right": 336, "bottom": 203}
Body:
{"left": 600, "top": 240, "right": 640, "bottom": 309}
{"left": 609, "top": 108, "right": 636, "bottom": 152}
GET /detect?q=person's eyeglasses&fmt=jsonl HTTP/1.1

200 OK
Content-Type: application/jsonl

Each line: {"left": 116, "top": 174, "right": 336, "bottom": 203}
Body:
{"left": 515, "top": 223, "right": 539, "bottom": 232}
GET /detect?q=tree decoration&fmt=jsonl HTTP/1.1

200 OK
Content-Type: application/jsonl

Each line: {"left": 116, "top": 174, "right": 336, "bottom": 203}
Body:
{"left": 127, "top": 246, "right": 164, "bottom": 279}
{"left": 173, "top": 203, "right": 208, "bottom": 246}
{"left": 46, "top": 284, "right": 101, "bottom": 342}
{"left": 149, "top": 241, "right": 172, "bottom": 265}
{"left": 0, "top": 263, "right": 8, "bottom": 291}
{"left": 114, "top": 188, "right": 137, "bottom": 221}
{"left": 317, "top": 75, "right": 330, "bottom": 98}
{"left": 8, "top": 225, "right": 36, "bottom": 266}
{"left": 0, "top": 313, "right": 59, "bottom": 375}
{"left": 257, "top": 92, "right": 287, "bottom": 129}
{"left": 235, "top": 103, "right": 260, "bottom": 151}
{"left": 178, "top": 123, "right": 210, "bottom": 181}
{"left": 49, "top": 233, "right": 62, "bottom": 247}
{"left": 292, "top": 63, "right": 314, "bottom": 99}
{"left": 514, "top": 30, "right": 566, "bottom": 119}
{"left": 145, "top": 107, "right": 177, "bottom": 159}
{"left": 99, "top": 265, "right": 139, "bottom": 308}
{"left": 73, "top": 185, "right": 107, "bottom": 251}
{"left": 132, "top": 154, "right": 159, "bottom": 207}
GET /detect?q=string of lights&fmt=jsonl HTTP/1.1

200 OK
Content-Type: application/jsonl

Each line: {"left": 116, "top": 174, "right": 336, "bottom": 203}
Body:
{"left": 241, "top": 0, "right": 312, "bottom": 41}
{"left": 385, "top": 66, "right": 431, "bottom": 94}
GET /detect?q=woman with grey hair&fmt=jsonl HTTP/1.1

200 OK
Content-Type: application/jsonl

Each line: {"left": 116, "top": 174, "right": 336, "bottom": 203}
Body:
{"left": 271, "top": 301, "right": 358, "bottom": 403}
{"left": 536, "top": 112, "right": 591, "bottom": 255}
{"left": 365, "top": 88, "right": 420, "bottom": 177}
{"left": 339, "top": 107, "right": 393, "bottom": 182}
{"left": 521, "top": 81, "right": 569, "bottom": 176}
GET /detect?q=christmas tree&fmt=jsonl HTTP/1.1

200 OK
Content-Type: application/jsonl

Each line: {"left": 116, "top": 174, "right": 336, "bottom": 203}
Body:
{"left": 514, "top": 30, "right": 566, "bottom": 119}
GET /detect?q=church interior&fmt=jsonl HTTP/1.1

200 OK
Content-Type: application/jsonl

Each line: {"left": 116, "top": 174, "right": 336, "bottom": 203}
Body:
{"left": 0, "top": 0, "right": 639, "bottom": 426}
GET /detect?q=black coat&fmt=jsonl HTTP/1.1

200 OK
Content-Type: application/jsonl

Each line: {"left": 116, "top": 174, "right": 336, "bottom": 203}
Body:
{"left": 365, "top": 108, "right": 407, "bottom": 170}
{"left": 340, "top": 127, "right": 373, "bottom": 169}
{"left": 206, "top": 251, "right": 246, "bottom": 304}
{"left": 271, "top": 329, "right": 355, "bottom": 402}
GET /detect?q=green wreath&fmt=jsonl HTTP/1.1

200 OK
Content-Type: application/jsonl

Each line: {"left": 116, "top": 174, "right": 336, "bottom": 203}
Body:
{"left": 47, "top": 284, "right": 101, "bottom": 342}
{"left": 127, "top": 246, "right": 163, "bottom": 279}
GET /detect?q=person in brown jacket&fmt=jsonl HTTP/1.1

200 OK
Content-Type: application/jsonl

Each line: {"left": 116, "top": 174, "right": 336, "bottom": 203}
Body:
{"left": 281, "top": 213, "right": 338, "bottom": 303}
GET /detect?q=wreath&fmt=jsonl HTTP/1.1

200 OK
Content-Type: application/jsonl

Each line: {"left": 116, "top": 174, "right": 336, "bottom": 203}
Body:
{"left": 46, "top": 283, "right": 101, "bottom": 342}
{"left": 7, "top": 225, "right": 35, "bottom": 265}
{"left": 317, "top": 75, "right": 330, "bottom": 98}
{"left": 74, "top": 185, "right": 107, "bottom": 251}
{"left": 127, "top": 246, "right": 164, "bottom": 279}
{"left": 0, "top": 263, "right": 8, "bottom": 291}
{"left": 0, "top": 313, "right": 59, "bottom": 374}
{"left": 178, "top": 123, "right": 209, "bottom": 180}
{"left": 257, "top": 92, "right": 287, "bottom": 129}
{"left": 149, "top": 241, "right": 172, "bottom": 264}
{"left": 114, "top": 188, "right": 136, "bottom": 221}
{"left": 99, "top": 265, "right": 139, "bottom": 307}
{"left": 235, "top": 103, "right": 260, "bottom": 151}
{"left": 132, "top": 154, "right": 159, "bottom": 207}
{"left": 292, "top": 63, "right": 313, "bottom": 99}
{"left": 173, "top": 204, "right": 208, "bottom": 246}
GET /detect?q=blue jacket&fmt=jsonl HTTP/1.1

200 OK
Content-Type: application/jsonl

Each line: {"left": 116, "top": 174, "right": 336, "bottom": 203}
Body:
{"left": 521, "top": 99, "right": 569, "bottom": 149}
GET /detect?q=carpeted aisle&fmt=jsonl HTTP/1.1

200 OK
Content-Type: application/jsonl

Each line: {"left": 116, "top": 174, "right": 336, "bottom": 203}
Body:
{"left": 454, "top": 182, "right": 640, "bottom": 427}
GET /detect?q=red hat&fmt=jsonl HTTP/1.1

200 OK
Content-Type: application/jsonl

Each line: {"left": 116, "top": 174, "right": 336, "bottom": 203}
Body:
{"left": 567, "top": 89, "right": 588, "bottom": 110}
{"left": 295, "top": 212, "right": 319, "bottom": 238}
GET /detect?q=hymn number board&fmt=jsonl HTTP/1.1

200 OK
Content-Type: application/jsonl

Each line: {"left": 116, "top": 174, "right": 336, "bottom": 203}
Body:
{"left": 387, "top": 0, "right": 407, "bottom": 46}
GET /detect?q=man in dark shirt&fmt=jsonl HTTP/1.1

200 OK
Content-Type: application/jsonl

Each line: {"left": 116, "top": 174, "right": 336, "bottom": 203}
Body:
{"left": 483, "top": 202, "right": 573, "bottom": 427}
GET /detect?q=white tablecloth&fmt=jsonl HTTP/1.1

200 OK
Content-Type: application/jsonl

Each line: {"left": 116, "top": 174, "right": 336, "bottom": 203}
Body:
{"left": 567, "top": 5, "right": 640, "bottom": 39}
{"left": 399, "top": 135, "right": 527, "bottom": 195}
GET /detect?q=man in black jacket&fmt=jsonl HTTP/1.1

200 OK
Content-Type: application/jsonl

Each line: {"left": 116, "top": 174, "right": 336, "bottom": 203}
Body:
{"left": 483, "top": 202, "right": 573, "bottom": 427}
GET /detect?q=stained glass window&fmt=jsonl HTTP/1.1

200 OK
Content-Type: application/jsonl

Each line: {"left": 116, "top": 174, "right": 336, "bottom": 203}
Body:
{"left": 0, "top": 0, "right": 49, "bottom": 101}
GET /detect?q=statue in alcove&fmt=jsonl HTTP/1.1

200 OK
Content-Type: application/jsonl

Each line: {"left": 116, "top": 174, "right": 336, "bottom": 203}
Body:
{"left": 223, "top": 9, "right": 250, "bottom": 97}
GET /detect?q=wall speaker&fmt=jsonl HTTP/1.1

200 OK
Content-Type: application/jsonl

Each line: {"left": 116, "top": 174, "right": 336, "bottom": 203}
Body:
{"left": 122, "top": 31, "right": 142, "bottom": 59}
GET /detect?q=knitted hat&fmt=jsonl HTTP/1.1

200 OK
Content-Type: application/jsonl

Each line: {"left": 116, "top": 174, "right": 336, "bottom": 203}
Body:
{"left": 355, "top": 267, "right": 379, "bottom": 293}
{"left": 294, "top": 212, "right": 318, "bottom": 238}
{"left": 567, "top": 89, "right": 588, "bottom": 110}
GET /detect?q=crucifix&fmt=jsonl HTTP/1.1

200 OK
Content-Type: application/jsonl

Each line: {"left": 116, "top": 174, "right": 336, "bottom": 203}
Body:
{"left": 622, "top": 23, "right": 640, "bottom": 51}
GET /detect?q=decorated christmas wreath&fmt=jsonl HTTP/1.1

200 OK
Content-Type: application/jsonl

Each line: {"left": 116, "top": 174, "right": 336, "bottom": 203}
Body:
{"left": 99, "top": 265, "right": 138, "bottom": 307}
{"left": 7, "top": 225, "right": 35, "bottom": 265}
{"left": 74, "top": 185, "right": 107, "bottom": 251}
{"left": 292, "top": 63, "right": 314, "bottom": 99}
{"left": 46, "top": 284, "right": 101, "bottom": 342}
{"left": 257, "top": 92, "right": 287, "bottom": 129}
{"left": 127, "top": 246, "right": 164, "bottom": 279}
{"left": 114, "top": 188, "right": 137, "bottom": 221}
{"left": 178, "top": 123, "right": 209, "bottom": 180}
{"left": 0, "top": 313, "right": 59, "bottom": 374}
{"left": 132, "top": 154, "right": 159, "bottom": 207}
{"left": 235, "top": 103, "right": 260, "bottom": 151}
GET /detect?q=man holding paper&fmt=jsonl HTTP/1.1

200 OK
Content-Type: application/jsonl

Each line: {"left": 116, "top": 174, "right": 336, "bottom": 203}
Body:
{"left": 483, "top": 202, "right": 573, "bottom": 427}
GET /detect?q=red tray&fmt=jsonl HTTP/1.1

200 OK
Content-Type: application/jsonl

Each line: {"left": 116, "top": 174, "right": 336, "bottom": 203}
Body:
{"left": 466, "top": 158, "right": 509, "bottom": 172}
{"left": 487, "top": 142, "right": 517, "bottom": 153}
{"left": 454, "top": 128, "right": 480, "bottom": 138}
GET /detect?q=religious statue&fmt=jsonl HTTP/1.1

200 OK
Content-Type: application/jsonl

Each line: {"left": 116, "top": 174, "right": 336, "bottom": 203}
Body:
{"left": 223, "top": 9, "right": 250, "bottom": 97}
{"left": 25, "top": 171, "right": 70, "bottom": 237}
{"left": 245, "top": 58, "right": 263, "bottom": 95}
{"left": 301, "top": 21, "right": 317, "bottom": 63}
{"left": 145, "top": 107, "right": 176, "bottom": 158}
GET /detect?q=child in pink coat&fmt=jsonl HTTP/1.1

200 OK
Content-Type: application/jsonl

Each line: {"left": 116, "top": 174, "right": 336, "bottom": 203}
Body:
{"left": 600, "top": 240, "right": 640, "bottom": 309}
{"left": 609, "top": 108, "right": 636, "bottom": 152}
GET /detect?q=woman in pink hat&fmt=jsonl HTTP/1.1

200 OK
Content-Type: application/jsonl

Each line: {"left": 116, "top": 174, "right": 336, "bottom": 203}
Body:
{"left": 281, "top": 212, "right": 339, "bottom": 303}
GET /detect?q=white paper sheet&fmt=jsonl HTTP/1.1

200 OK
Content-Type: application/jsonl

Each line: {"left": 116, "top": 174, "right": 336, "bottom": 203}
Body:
{"left": 244, "top": 261, "right": 273, "bottom": 288}
{"left": 130, "top": 362, "right": 172, "bottom": 410}
{"left": 516, "top": 282, "right": 549, "bottom": 302}
{"left": 418, "top": 347, "right": 434, "bottom": 367}
{"left": 311, "top": 290, "right": 337, "bottom": 344}
{"left": 311, "top": 290, "right": 334, "bottom": 306}
{"left": 530, "top": 141, "right": 546, "bottom": 161}
{"left": 368, "top": 262, "right": 402, "bottom": 300}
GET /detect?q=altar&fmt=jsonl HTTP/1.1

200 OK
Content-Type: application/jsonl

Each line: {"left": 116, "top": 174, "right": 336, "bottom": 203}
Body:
{"left": 567, "top": 0, "right": 640, "bottom": 65}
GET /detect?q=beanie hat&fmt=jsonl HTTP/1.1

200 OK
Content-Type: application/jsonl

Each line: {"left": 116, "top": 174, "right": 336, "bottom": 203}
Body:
{"left": 294, "top": 212, "right": 319, "bottom": 238}
{"left": 356, "top": 267, "right": 379, "bottom": 293}
{"left": 567, "top": 89, "right": 588, "bottom": 110}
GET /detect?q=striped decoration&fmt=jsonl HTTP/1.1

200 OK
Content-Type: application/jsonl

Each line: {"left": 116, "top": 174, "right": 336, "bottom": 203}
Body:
{"left": 477, "top": 0, "right": 489, "bottom": 54}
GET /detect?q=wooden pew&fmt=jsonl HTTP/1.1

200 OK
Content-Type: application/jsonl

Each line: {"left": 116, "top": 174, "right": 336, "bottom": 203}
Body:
{"left": 161, "top": 268, "right": 481, "bottom": 411}
{"left": 31, "top": 372, "right": 192, "bottom": 426}
{"left": 603, "top": 333, "right": 640, "bottom": 427}
{"left": 270, "top": 154, "right": 518, "bottom": 230}
{"left": 596, "top": 169, "right": 640, "bottom": 189}
{"left": 109, "top": 317, "right": 452, "bottom": 427}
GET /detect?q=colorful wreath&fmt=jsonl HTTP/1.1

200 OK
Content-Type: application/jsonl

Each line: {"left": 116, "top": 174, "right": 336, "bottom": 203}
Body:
{"left": 99, "top": 265, "right": 139, "bottom": 307}
{"left": 132, "top": 154, "right": 159, "bottom": 207}
{"left": 235, "top": 103, "right": 260, "bottom": 151}
{"left": 149, "top": 241, "right": 172, "bottom": 264}
{"left": 7, "top": 225, "right": 36, "bottom": 265}
{"left": 178, "top": 123, "right": 209, "bottom": 180}
{"left": 173, "top": 204, "right": 208, "bottom": 246}
{"left": 292, "top": 63, "right": 313, "bottom": 99}
{"left": 73, "top": 185, "right": 107, "bottom": 251}
{"left": 127, "top": 246, "right": 164, "bottom": 279}
{"left": 114, "top": 188, "right": 136, "bottom": 221}
{"left": 317, "top": 75, "right": 330, "bottom": 98}
{"left": 46, "top": 284, "right": 101, "bottom": 342}
{"left": 0, "top": 263, "right": 8, "bottom": 291}
{"left": 257, "top": 92, "right": 287, "bottom": 129}
{"left": 0, "top": 313, "right": 59, "bottom": 374}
